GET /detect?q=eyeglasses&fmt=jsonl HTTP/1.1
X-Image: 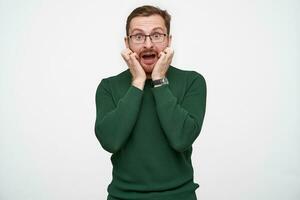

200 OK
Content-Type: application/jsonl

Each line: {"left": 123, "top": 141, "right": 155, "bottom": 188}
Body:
{"left": 128, "top": 32, "right": 168, "bottom": 44}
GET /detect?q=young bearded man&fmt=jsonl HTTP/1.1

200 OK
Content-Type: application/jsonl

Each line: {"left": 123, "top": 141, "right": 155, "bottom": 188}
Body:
{"left": 94, "top": 5, "right": 207, "bottom": 200}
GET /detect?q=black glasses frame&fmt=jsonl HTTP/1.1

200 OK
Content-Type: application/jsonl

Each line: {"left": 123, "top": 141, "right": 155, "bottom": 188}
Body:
{"left": 128, "top": 33, "right": 168, "bottom": 43}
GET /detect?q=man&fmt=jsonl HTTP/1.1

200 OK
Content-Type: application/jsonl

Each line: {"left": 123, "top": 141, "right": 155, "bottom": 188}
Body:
{"left": 95, "top": 5, "right": 206, "bottom": 200}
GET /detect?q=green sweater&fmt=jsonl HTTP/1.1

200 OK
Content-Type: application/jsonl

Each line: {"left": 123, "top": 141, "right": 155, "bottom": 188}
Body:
{"left": 94, "top": 65, "right": 206, "bottom": 200}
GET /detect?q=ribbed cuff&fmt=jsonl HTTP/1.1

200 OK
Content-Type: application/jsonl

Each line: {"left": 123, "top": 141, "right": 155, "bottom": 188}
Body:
{"left": 120, "top": 85, "right": 144, "bottom": 108}
{"left": 151, "top": 84, "right": 175, "bottom": 107}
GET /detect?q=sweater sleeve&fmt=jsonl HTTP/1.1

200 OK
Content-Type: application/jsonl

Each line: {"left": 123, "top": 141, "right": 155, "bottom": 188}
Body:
{"left": 151, "top": 72, "right": 207, "bottom": 152}
{"left": 94, "top": 78, "right": 143, "bottom": 153}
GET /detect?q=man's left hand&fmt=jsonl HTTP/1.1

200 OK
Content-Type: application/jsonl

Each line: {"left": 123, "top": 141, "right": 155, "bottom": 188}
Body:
{"left": 151, "top": 47, "right": 174, "bottom": 80}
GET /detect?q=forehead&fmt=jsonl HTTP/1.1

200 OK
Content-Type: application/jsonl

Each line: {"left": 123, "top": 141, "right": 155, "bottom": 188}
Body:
{"left": 129, "top": 14, "right": 166, "bottom": 34}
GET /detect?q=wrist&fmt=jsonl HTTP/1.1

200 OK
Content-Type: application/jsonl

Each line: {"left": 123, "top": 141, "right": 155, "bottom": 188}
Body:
{"left": 132, "top": 79, "right": 145, "bottom": 90}
{"left": 151, "top": 74, "right": 165, "bottom": 80}
{"left": 152, "top": 77, "right": 169, "bottom": 87}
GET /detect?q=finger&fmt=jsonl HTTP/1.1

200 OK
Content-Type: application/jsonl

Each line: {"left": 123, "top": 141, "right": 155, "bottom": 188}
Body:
{"left": 163, "top": 47, "right": 169, "bottom": 52}
{"left": 165, "top": 49, "right": 174, "bottom": 63}
{"left": 121, "top": 49, "right": 129, "bottom": 60}
{"left": 131, "top": 52, "right": 139, "bottom": 60}
{"left": 121, "top": 49, "right": 133, "bottom": 61}
{"left": 129, "top": 53, "right": 141, "bottom": 66}
{"left": 163, "top": 48, "right": 174, "bottom": 61}
{"left": 164, "top": 47, "right": 173, "bottom": 54}
{"left": 130, "top": 52, "right": 138, "bottom": 60}
{"left": 158, "top": 51, "right": 166, "bottom": 58}
{"left": 167, "top": 48, "right": 174, "bottom": 58}
{"left": 127, "top": 48, "right": 134, "bottom": 56}
{"left": 169, "top": 47, "right": 174, "bottom": 55}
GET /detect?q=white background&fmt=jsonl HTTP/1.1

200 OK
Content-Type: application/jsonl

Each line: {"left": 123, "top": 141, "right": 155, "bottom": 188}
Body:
{"left": 1, "top": 0, "right": 299, "bottom": 199}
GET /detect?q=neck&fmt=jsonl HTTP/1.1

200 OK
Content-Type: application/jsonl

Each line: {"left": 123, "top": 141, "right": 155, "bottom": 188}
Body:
{"left": 146, "top": 73, "right": 152, "bottom": 79}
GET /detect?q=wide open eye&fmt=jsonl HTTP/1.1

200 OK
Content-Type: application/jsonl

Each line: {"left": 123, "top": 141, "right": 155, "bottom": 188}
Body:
{"left": 134, "top": 34, "right": 145, "bottom": 41}
{"left": 151, "top": 32, "right": 162, "bottom": 40}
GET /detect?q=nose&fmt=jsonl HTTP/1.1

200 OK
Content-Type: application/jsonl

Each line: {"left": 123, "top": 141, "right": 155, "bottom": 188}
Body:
{"left": 144, "top": 36, "right": 153, "bottom": 49}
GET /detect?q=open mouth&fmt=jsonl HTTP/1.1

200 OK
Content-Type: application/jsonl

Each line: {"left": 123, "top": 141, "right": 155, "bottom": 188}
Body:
{"left": 140, "top": 52, "right": 157, "bottom": 65}
{"left": 142, "top": 53, "right": 156, "bottom": 59}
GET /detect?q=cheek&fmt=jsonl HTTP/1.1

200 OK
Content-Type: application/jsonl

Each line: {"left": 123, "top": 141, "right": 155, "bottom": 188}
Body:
{"left": 155, "top": 43, "right": 169, "bottom": 52}
{"left": 156, "top": 40, "right": 169, "bottom": 52}
{"left": 128, "top": 43, "right": 141, "bottom": 53}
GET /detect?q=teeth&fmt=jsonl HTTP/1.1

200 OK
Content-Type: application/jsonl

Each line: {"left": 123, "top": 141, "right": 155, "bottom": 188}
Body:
{"left": 142, "top": 52, "right": 155, "bottom": 56}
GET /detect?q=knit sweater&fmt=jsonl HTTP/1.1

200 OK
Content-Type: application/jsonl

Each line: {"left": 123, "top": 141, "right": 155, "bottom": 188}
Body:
{"left": 94, "top": 65, "right": 207, "bottom": 200}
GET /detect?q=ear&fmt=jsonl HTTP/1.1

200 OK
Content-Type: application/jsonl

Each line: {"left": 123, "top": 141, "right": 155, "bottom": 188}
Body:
{"left": 167, "top": 35, "right": 172, "bottom": 47}
{"left": 124, "top": 37, "right": 129, "bottom": 48}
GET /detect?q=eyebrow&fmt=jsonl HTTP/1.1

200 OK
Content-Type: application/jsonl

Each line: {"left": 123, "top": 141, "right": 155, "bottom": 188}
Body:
{"left": 152, "top": 27, "right": 164, "bottom": 32}
{"left": 130, "top": 27, "right": 165, "bottom": 34}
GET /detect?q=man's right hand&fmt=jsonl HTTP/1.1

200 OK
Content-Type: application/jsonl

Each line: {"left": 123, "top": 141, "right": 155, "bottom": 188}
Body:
{"left": 121, "top": 48, "right": 146, "bottom": 90}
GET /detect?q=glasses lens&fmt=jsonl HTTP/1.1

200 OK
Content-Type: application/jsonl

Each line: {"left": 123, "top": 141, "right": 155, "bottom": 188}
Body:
{"left": 151, "top": 33, "right": 163, "bottom": 42}
{"left": 130, "top": 33, "right": 166, "bottom": 44}
{"left": 132, "top": 34, "right": 145, "bottom": 43}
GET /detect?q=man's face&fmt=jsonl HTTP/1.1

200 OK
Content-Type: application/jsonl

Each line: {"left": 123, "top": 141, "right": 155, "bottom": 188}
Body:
{"left": 125, "top": 14, "right": 172, "bottom": 74}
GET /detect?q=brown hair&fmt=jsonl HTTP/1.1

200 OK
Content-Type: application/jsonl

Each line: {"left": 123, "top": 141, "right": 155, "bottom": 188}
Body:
{"left": 126, "top": 5, "right": 171, "bottom": 36}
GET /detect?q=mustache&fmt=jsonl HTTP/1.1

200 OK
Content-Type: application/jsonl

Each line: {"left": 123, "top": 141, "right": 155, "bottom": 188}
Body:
{"left": 139, "top": 50, "right": 158, "bottom": 57}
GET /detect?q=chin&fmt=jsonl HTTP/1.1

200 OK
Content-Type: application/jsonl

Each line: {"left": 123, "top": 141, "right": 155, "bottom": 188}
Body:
{"left": 142, "top": 64, "right": 155, "bottom": 73}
